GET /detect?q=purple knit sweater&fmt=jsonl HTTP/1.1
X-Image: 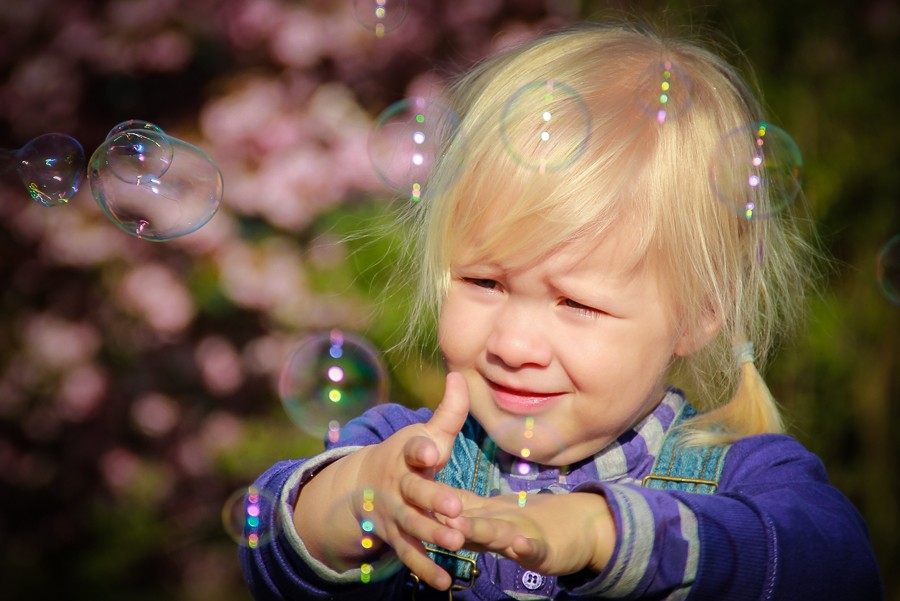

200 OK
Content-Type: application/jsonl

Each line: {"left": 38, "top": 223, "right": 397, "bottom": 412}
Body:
{"left": 239, "top": 389, "right": 882, "bottom": 600}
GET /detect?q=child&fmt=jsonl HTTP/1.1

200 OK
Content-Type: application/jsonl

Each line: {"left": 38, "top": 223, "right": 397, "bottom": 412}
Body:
{"left": 240, "top": 23, "right": 883, "bottom": 600}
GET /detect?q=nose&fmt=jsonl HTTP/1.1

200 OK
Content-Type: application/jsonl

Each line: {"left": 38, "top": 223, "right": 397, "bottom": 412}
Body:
{"left": 485, "top": 300, "right": 552, "bottom": 369}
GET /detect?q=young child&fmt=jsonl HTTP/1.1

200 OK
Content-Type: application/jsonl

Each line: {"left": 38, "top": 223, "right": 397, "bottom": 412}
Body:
{"left": 240, "top": 23, "right": 883, "bottom": 600}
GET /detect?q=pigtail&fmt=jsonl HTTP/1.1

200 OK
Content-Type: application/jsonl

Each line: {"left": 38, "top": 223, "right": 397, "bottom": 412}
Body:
{"left": 682, "top": 342, "right": 784, "bottom": 446}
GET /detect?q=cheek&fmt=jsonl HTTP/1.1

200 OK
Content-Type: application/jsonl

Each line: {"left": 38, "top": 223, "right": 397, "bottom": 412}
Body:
{"left": 437, "top": 293, "right": 471, "bottom": 362}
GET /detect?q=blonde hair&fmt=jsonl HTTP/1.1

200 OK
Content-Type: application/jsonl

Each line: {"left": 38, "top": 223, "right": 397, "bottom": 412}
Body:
{"left": 400, "top": 22, "right": 818, "bottom": 444}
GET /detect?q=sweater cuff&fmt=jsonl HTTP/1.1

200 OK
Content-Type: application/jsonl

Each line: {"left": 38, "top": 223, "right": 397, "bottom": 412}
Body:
{"left": 278, "top": 445, "right": 378, "bottom": 585}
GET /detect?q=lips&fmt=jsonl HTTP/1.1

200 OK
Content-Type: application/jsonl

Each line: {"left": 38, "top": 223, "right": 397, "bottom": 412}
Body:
{"left": 487, "top": 379, "right": 564, "bottom": 415}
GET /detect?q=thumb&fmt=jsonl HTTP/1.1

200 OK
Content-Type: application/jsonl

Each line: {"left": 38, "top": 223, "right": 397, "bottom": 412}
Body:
{"left": 426, "top": 372, "right": 470, "bottom": 452}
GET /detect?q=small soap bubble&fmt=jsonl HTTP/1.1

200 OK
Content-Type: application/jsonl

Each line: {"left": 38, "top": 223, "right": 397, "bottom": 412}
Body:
{"left": 104, "top": 120, "right": 174, "bottom": 185}
{"left": 10, "top": 133, "right": 86, "bottom": 206}
{"left": 499, "top": 79, "right": 592, "bottom": 173}
{"left": 88, "top": 125, "right": 223, "bottom": 240}
{"left": 877, "top": 234, "right": 900, "bottom": 305}
{"left": 221, "top": 485, "right": 279, "bottom": 549}
{"left": 368, "top": 97, "right": 462, "bottom": 202}
{"left": 709, "top": 122, "right": 803, "bottom": 220}
{"left": 352, "top": 0, "right": 408, "bottom": 37}
{"left": 635, "top": 60, "right": 695, "bottom": 124}
{"left": 322, "top": 488, "right": 405, "bottom": 582}
{"left": 279, "top": 329, "right": 388, "bottom": 441}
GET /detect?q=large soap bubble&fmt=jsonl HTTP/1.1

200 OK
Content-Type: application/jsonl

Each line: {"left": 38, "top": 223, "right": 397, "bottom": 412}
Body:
{"left": 709, "top": 122, "right": 803, "bottom": 220}
{"left": 88, "top": 121, "right": 223, "bottom": 240}
{"left": 499, "top": 79, "right": 592, "bottom": 173}
{"left": 279, "top": 329, "right": 389, "bottom": 442}
{"left": 368, "top": 97, "right": 462, "bottom": 202}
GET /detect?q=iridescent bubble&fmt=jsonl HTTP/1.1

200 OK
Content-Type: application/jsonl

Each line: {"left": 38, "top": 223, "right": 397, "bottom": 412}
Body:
{"left": 279, "top": 329, "right": 388, "bottom": 440}
{"left": 88, "top": 124, "right": 223, "bottom": 240}
{"left": 368, "top": 97, "right": 462, "bottom": 202}
{"left": 322, "top": 487, "right": 405, "bottom": 583}
{"left": 499, "top": 79, "right": 592, "bottom": 173}
{"left": 709, "top": 122, "right": 803, "bottom": 220}
{"left": 1, "top": 133, "right": 86, "bottom": 206}
{"left": 103, "top": 120, "right": 174, "bottom": 185}
{"left": 352, "top": 0, "right": 408, "bottom": 37}
{"left": 221, "top": 484, "right": 280, "bottom": 549}
{"left": 635, "top": 60, "right": 695, "bottom": 124}
{"left": 877, "top": 234, "right": 900, "bottom": 305}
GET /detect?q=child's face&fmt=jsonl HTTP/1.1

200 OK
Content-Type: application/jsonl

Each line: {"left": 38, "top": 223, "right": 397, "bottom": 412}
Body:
{"left": 439, "top": 225, "right": 693, "bottom": 465}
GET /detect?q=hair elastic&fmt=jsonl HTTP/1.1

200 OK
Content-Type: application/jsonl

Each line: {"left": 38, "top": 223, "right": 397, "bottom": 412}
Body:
{"left": 732, "top": 342, "right": 755, "bottom": 366}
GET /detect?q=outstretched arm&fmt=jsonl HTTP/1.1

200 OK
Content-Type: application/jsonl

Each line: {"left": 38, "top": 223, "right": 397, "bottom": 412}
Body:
{"left": 292, "top": 372, "right": 472, "bottom": 591}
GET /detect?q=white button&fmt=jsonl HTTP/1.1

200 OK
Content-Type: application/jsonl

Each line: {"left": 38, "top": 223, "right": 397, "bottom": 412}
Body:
{"left": 522, "top": 570, "right": 543, "bottom": 590}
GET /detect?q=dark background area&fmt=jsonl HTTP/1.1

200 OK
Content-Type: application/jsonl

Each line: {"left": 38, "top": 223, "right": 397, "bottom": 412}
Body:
{"left": 0, "top": 1, "right": 897, "bottom": 599}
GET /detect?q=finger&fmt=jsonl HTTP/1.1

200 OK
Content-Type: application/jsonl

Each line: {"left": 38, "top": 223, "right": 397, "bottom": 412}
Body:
{"left": 445, "top": 514, "right": 522, "bottom": 552}
{"left": 403, "top": 435, "right": 442, "bottom": 471}
{"left": 380, "top": 523, "right": 454, "bottom": 591}
{"left": 374, "top": 491, "right": 465, "bottom": 552}
{"left": 400, "top": 472, "right": 464, "bottom": 519}
{"left": 510, "top": 535, "right": 545, "bottom": 564}
{"left": 425, "top": 372, "right": 470, "bottom": 448}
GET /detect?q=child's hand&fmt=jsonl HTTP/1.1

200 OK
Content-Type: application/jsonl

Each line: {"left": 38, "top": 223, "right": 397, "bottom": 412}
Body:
{"left": 438, "top": 490, "right": 617, "bottom": 577}
{"left": 293, "top": 373, "right": 471, "bottom": 591}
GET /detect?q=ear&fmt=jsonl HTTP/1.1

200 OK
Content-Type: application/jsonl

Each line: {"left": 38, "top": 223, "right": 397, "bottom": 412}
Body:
{"left": 674, "top": 306, "right": 721, "bottom": 357}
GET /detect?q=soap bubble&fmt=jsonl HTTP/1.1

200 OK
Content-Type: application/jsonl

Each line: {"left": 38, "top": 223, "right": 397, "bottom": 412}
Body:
{"left": 321, "top": 487, "right": 405, "bottom": 583}
{"left": 279, "top": 329, "right": 388, "bottom": 441}
{"left": 352, "top": 0, "right": 408, "bottom": 37}
{"left": 368, "top": 97, "right": 462, "bottom": 202}
{"left": 877, "top": 234, "right": 900, "bottom": 305}
{"left": 2, "top": 133, "right": 86, "bottom": 206}
{"left": 499, "top": 79, "right": 592, "bottom": 173}
{"left": 221, "top": 485, "right": 279, "bottom": 549}
{"left": 635, "top": 60, "right": 695, "bottom": 124}
{"left": 709, "top": 122, "right": 803, "bottom": 220}
{"left": 103, "top": 120, "right": 174, "bottom": 185}
{"left": 88, "top": 123, "right": 223, "bottom": 240}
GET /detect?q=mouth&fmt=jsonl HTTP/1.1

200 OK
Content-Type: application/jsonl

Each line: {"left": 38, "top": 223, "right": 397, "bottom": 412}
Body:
{"left": 486, "top": 379, "right": 565, "bottom": 415}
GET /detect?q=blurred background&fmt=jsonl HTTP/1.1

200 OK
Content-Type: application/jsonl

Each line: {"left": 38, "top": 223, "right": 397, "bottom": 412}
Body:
{"left": 0, "top": 0, "right": 897, "bottom": 599}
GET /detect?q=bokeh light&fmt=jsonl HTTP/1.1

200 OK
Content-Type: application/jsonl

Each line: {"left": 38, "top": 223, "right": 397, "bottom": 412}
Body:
{"left": 221, "top": 485, "right": 279, "bottom": 549}
{"left": 368, "top": 97, "right": 462, "bottom": 202}
{"left": 5, "top": 133, "right": 86, "bottom": 206}
{"left": 278, "top": 329, "right": 388, "bottom": 441}
{"left": 709, "top": 122, "right": 803, "bottom": 220}
{"left": 490, "top": 415, "right": 566, "bottom": 480}
{"left": 877, "top": 234, "right": 900, "bottom": 305}
{"left": 322, "top": 487, "right": 405, "bottom": 583}
{"left": 352, "top": 0, "right": 409, "bottom": 37}
{"left": 499, "top": 79, "right": 592, "bottom": 173}
{"left": 635, "top": 59, "right": 695, "bottom": 124}
{"left": 88, "top": 123, "right": 224, "bottom": 240}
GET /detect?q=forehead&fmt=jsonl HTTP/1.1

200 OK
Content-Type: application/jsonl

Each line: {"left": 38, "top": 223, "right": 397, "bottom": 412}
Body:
{"left": 455, "top": 214, "right": 652, "bottom": 283}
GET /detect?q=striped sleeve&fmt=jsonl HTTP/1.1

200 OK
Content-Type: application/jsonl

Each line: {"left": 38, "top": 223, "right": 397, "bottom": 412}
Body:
{"left": 563, "top": 483, "right": 697, "bottom": 599}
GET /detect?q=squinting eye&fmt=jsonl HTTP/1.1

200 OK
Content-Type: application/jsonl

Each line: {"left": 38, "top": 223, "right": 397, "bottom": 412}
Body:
{"left": 464, "top": 277, "right": 498, "bottom": 290}
{"left": 563, "top": 298, "right": 604, "bottom": 317}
